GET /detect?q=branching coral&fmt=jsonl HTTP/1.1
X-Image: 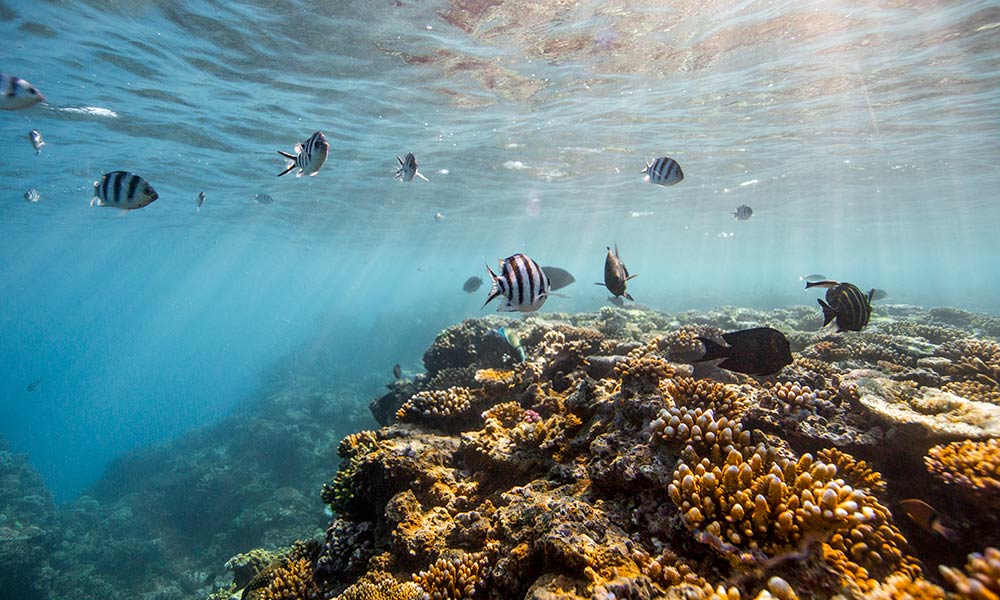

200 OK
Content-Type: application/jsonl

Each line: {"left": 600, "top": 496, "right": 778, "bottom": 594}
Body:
{"left": 396, "top": 388, "right": 478, "bottom": 426}
{"left": 412, "top": 551, "right": 489, "bottom": 600}
{"left": 939, "top": 546, "right": 1000, "bottom": 600}
{"left": 335, "top": 570, "right": 421, "bottom": 600}
{"left": 925, "top": 439, "right": 1000, "bottom": 504}
{"left": 242, "top": 557, "right": 320, "bottom": 600}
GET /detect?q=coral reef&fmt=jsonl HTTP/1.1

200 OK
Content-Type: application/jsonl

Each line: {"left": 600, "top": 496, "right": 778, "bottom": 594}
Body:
{"left": 925, "top": 439, "right": 1000, "bottom": 507}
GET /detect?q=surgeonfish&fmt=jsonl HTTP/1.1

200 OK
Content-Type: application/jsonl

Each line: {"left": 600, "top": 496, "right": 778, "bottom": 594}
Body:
{"left": 90, "top": 171, "right": 159, "bottom": 210}
{"left": 392, "top": 364, "right": 402, "bottom": 379}
{"left": 694, "top": 327, "right": 792, "bottom": 376}
{"left": 196, "top": 191, "right": 206, "bottom": 211}
{"left": 395, "top": 152, "right": 429, "bottom": 182}
{"left": 870, "top": 288, "right": 888, "bottom": 301}
{"left": 899, "top": 499, "right": 959, "bottom": 542}
{"left": 542, "top": 266, "right": 576, "bottom": 291}
{"left": 28, "top": 129, "right": 45, "bottom": 155}
{"left": 277, "top": 131, "right": 329, "bottom": 177}
{"left": 1, "top": 74, "right": 45, "bottom": 110}
{"left": 732, "top": 204, "right": 753, "bottom": 221}
{"left": 24, "top": 188, "right": 40, "bottom": 203}
{"left": 483, "top": 253, "right": 550, "bottom": 313}
{"left": 641, "top": 156, "right": 683, "bottom": 186}
{"left": 596, "top": 244, "right": 636, "bottom": 301}
{"left": 806, "top": 280, "right": 873, "bottom": 333}
{"left": 498, "top": 327, "right": 526, "bottom": 362}
{"left": 463, "top": 276, "right": 484, "bottom": 293}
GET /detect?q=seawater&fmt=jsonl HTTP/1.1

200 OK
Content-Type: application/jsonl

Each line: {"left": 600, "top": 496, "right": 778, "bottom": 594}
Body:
{"left": 1, "top": 0, "right": 998, "bottom": 504}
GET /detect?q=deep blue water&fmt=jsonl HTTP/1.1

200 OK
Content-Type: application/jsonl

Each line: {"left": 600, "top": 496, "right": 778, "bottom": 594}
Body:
{"left": 2, "top": 0, "right": 998, "bottom": 501}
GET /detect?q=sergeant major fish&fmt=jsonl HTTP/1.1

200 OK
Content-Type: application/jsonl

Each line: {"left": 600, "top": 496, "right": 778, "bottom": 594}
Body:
{"left": 596, "top": 244, "right": 636, "bottom": 301}
{"left": 483, "top": 253, "right": 550, "bottom": 313}
{"left": 1, "top": 74, "right": 45, "bottom": 110}
{"left": 24, "top": 188, "right": 40, "bottom": 203}
{"left": 90, "top": 171, "right": 159, "bottom": 210}
{"left": 277, "top": 131, "right": 329, "bottom": 177}
{"left": 253, "top": 193, "right": 274, "bottom": 205}
{"left": 641, "top": 156, "right": 683, "bottom": 186}
{"left": 732, "top": 204, "right": 752, "bottom": 221}
{"left": 395, "top": 152, "right": 429, "bottom": 182}
{"left": 694, "top": 327, "right": 792, "bottom": 376}
{"left": 806, "top": 280, "right": 873, "bottom": 332}
{"left": 28, "top": 129, "right": 44, "bottom": 155}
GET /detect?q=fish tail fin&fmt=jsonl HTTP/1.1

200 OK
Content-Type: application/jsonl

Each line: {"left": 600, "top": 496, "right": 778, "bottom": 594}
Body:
{"left": 397, "top": 156, "right": 404, "bottom": 165}
{"left": 89, "top": 197, "right": 100, "bottom": 207}
{"left": 481, "top": 259, "right": 501, "bottom": 309}
{"left": 932, "top": 520, "right": 960, "bottom": 543}
{"left": 640, "top": 160, "right": 650, "bottom": 174}
{"left": 415, "top": 171, "right": 429, "bottom": 182}
{"left": 694, "top": 337, "right": 728, "bottom": 363}
{"left": 818, "top": 299, "right": 837, "bottom": 327}
{"left": 804, "top": 281, "right": 818, "bottom": 289}
{"left": 625, "top": 292, "right": 634, "bottom": 301}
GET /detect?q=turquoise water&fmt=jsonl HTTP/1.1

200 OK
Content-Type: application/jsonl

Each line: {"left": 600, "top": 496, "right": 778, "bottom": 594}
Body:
{"left": 2, "top": 0, "right": 998, "bottom": 502}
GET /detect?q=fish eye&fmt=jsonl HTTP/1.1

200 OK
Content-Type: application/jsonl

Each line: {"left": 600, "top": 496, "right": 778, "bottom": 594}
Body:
{"left": 28, "top": 87, "right": 38, "bottom": 95}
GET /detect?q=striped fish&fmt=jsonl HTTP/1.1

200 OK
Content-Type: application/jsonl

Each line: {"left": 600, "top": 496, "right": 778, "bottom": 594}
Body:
{"left": 483, "top": 253, "right": 550, "bottom": 313}
{"left": 596, "top": 244, "right": 637, "bottom": 301}
{"left": 641, "top": 156, "right": 683, "bottom": 186}
{"left": 24, "top": 188, "right": 40, "bottom": 203}
{"left": 277, "top": 131, "right": 329, "bottom": 177}
{"left": 732, "top": 204, "right": 753, "bottom": 220}
{"left": 807, "top": 281, "right": 873, "bottom": 332}
{"left": 252, "top": 192, "right": 274, "bottom": 205}
{"left": 90, "top": 171, "right": 159, "bottom": 210}
{"left": 28, "top": 129, "right": 45, "bottom": 155}
{"left": 395, "top": 152, "right": 429, "bottom": 182}
{"left": 196, "top": 191, "right": 206, "bottom": 211}
{"left": 1, "top": 74, "right": 45, "bottom": 110}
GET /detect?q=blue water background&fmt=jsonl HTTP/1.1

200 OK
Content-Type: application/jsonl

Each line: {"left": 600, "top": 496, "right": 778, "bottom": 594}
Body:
{"left": 1, "top": 0, "right": 998, "bottom": 500}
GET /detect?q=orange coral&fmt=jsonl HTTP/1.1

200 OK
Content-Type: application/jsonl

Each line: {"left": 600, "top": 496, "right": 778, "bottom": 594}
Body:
{"left": 939, "top": 546, "right": 1000, "bottom": 600}
{"left": 243, "top": 558, "right": 320, "bottom": 600}
{"left": 925, "top": 439, "right": 1000, "bottom": 503}
{"left": 412, "top": 551, "right": 488, "bottom": 600}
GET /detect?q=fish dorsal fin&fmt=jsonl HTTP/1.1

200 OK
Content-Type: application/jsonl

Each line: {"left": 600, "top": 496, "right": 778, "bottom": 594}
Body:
{"left": 867, "top": 288, "right": 875, "bottom": 303}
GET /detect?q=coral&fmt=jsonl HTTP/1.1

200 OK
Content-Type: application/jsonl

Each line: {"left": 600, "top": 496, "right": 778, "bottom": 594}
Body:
{"left": 322, "top": 431, "right": 381, "bottom": 516}
{"left": 242, "top": 557, "right": 320, "bottom": 600}
{"left": 761, "top": 381, "right": 839, "bottom": 418}
{"left": 939, "top": 546, "right": 1000, "bottom": 600}
{"left": 661, "top": 377, "right": 750, "bottom": 419}
{"left": 877, "top": 321, "right": 965, "bottom": 345}
{"left": 942, "top": 380, "right": 1000, "bottom": 405}
{"left": 815, "top": 448, "right": 887, "bottom": 497}
{"left": 423, "top": 320, "right": 511, "bottom": 374}
{"left": 615, "top": 343, "right": 675, "bottom": 396}
{"left": 859, "top": 573, "right": 945, "bottom": 599}
{"left": 659, "top": 325, "right": 725, "bottom": 361}
{"left": 412, "top": 551, "right": 488, "bottom": 600}
{"left": 225, "top": 548, "right": 280, "bottom": 588}
{"left": 396, "top": 388, "right": 478, "bottom": 427}
{"left": 335, "top": 570, "right": 421, "bottom": 600}
{"left": 925, "top": 439, "right": 1000, "bottom": 504}
{"left": 937, "top": 339, "right": 1000, "bottom": 386}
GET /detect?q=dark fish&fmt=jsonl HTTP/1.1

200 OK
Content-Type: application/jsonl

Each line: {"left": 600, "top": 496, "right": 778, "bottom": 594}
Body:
{"left": 278, "top": 131, "right": 329, "bottom": 177}
{"left": 196, "top": 191, "right": 206, "bottom": 211}
{"left": 641, "top": 156, "right": 683, "bottom": 186}
{"left": 870, "top": 288, "right": 888, "bottom": 301}
{"left": 0, "top": 74, "right": 45, "bottom": 110}
{"left": 392, "top": 364, "right": 402, "bottom": 379}
{"left": 808, "top": 281, "right": 872, "bottom": 332}
{"left": 252, "top": 193, "right": 274, "bottom": 205}
{"left": 483, "top": 253, "right": 550, "bottom": 313}
{"left": 899, "top": 499, "right": 959, "bottom": 542}
{"left": 26, "top": 378, "right": 41, "bottom": 392}
{"left": 732, "top": 204, "right": 752, "bottom": 221}
{"left": 542, "top": 266, "right": 575, "bottom": 291}
{"left": 463, "top": 276, "right": 483, "bottom": 293}
{"left": 90, "top": 171, "right": 159, "bottom": 210}
{"left": 395, "top": 152, "right": 429, "bottom": 182}
{"left": 595, "top": 244, "right": 636, "bottom": 301}
{"left": 694, "top": 327, "right": 792, "bottom": 376}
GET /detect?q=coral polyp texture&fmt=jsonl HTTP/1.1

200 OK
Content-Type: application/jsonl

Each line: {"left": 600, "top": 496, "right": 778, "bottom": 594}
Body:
{"left": 205, "top": 306, "right": 1000, "bottom": 600}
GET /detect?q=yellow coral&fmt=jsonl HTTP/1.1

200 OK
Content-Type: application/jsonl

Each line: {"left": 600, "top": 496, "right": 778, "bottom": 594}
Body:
{"left": 243, "top": 558, "right": 319, "bottom": 600}
{"left": 336, "top": 570, "right": 421, "bottom": 600}
{"left": 413, "top": 551, "right": 488, "bottom": 600}
{"left": 925, "top": 439, "right": 1000, "bottom": 501}
{"left": 939, "top": 546, "right": 1000, "bottom": 600}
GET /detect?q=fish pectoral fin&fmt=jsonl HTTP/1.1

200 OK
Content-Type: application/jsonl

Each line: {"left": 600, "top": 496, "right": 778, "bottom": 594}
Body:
{"left": 415, "top": 172, "right": 429, "bottom": 182}
{"left": 277, "top": 151, "right": 296, "bottom": 159}
{"left": 594, "top": 282, "right": 606, "bottom": 286}
{"left": 277, "top": 163, "right": 295, "bottom": 177}
{"left": 625, "top": 273, "right": 638, "bottom": 281}
{"left": 625, "top": 292, "right": 634, "bottom": 301}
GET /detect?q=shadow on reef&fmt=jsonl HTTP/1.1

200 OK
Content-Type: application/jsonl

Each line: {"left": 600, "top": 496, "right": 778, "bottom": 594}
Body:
{"left": 200, "top": 304, "right": 1000, "bottom": 600}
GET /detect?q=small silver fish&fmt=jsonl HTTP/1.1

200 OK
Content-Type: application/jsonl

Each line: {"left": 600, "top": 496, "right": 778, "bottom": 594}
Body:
{"left": 24, "top": 188, "right": 40, "bottom": 203}
{"left": 252, "top": 193, "right": 274, "bottom": 205}
{"left": 732, "top": 204, "right": 752, "bottom": 220}
{"left": 434, "top": 212, "right": 444, "bottom": 221}
{"left": 90, "top": 171, "right": 159, "bottom": 210}
{"left": 0, "top": 74, "right": 45, "bottom": 110}
{"left": 196, "top": 191, "right": 206, "bottom": 211}
{"left": 277, "top": 131, "right": 329, "bottom": 177}
{"left": 641, "top": 156, "right": 683, "bottom": 186}
{"left": 28, "top": 129, "right": 44, "bottom": 155}
{"left": 396, "top": 152, "right": 429, "bottom": 182}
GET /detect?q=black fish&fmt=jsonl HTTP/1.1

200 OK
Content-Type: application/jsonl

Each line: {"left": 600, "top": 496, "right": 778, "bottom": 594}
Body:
{"left": 807, "top": 281, "right": 872, "bottom": 332}
{"left": 694, "top": 327, "right": 792, "bottom": 376}
{"left": 595, "top": 244, "right": 636, "bottom": 301}
{"left": 26, "top": 378, "right": 41, "bottom": 392}
{"left": 392, "top": 364, "right": 402, "bottom": 379}
{"left": 463, "top": 276, "right": 483, "bottom": 293}
{"left": 732, "top": 204, "right": 752, "bottom": 221}
{"left": 542, "top": 266, "right": 575, "bottom": 291}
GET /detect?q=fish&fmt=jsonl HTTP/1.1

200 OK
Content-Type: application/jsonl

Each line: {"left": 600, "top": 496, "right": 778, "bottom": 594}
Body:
{"left": 252, "top": 193, "right": 274, "bottom": 205}
{"left": 608, "top": 295, "right": 625, "bottom": 307}
{"left": 595, "top": 244, "right": 636, "bottom": 301}
{"left": 694, "top": 327, "right": 793, "bottom": 376}
{"left": 395, "top": 152, "right": 429, "bottom": 182}
{"left": 483, "top": 253, "right": 550, "bottom": 313}
{"left": 392, "top": 364, "right": 402, "bottom": 379}
{"left": 0, "top": 74, "right": 45, "bottom": 110}
{"left": 26, "top": 378, "right": 41, "bottom": 392}
{"left": 807, "top": 281, "right": 873, "bottom": 332}
{"left": 196, "top": 191, "right": 206, "bottom": 211}
{"left": 434, "top": 212, "right": 445, "bottom": 221}
{"left": 498, "top": 327, "right": 526, "bottom": 362}
{"left": 798, "top": 273, "right": 827, "bottom": 282}
{"left": 732, "top": 204, "right": 753, "bottom": 221}
{"left": 24, "top": 189, "right": 40, "bottom": 203}
{"left": 899, "top": 499, "right": 959, "bottom": 542}
{"left": 28, "top": 129, "right": 44, "bottom": 155}
{"left": 90, "top": 171, "right": 159, "bottom": 210}
{"left": 542, "top": 266, "right": 576, "bottom": 292}
{"left": 463, "top": 276, "right": 484, "bottom": 294}
{"left": 641, "top": 156, "right": 684, "bottom": 186}
{"left": 870, "top": 288, "right": 888, "bottom": 301}
{"left": 277, "top": 131, "right": 329, "bottom": 177}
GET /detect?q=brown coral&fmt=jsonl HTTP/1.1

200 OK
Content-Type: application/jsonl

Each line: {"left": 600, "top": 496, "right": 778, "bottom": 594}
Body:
{"left": 397, "top": 388, "right": 478, "bottom": 426}
{"left": 242, "top": 558, "right": 320, "bottom": 600}
{"left": 336, "top": 570, "right": 421, "bottom": 600}
{"left": 412, "top": 551, "right": 488, "bottom": 600}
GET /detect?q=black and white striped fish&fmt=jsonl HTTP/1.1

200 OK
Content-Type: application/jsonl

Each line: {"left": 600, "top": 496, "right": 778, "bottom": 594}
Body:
{"left": 90, "top": 171, "right": 159, "bottom": 210}
{"left": 395, "top": 152, "right": 429, "bottom": 182}
{"left": 641, "top": 156, "right": 683, "bottom": 186}
{"left": 277, "top": 131, "right": 329, "bottom": 177}
{"left": 806, "top": 280, "right": 873, "bottom": 332}
{"left": 24, "top": 188, "right": 40, "bottom": 203}
{"left": 732, "top": 204, "right": 753, "bottom": 220}
{"left": 1, "top": 74, "right": 44, "bottom": 110}
{"left": 483, "top": 253, "right": 550, "bottom": 313}
{"left": 28, "top": 130, "right": 45, "bottom": 155}
{"left": 252, "top": 192, "right": 274, "bottom": 205}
